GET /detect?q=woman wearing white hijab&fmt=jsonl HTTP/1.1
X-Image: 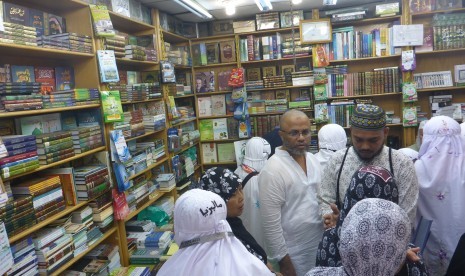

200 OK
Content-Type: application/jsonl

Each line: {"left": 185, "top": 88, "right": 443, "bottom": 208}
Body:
{"left": 234, "top": 137, "right": 271, "bottom": 248}
{"left": 461, "top": 122, "right": 465, "bottom": 137}
{"left": 314, "top": 124, "right": 347, "bottom": 168}
{"left": 415, "top": 116, "right": 465, "bottom": 275}
{"left": 408, "top": 120, "right": 428, "bottom": 151}
{"left": 157, "top": 189, "right": 274, "bottom": 276}
{"left": 306, "top": 198, "right": 412, "bottom": 276}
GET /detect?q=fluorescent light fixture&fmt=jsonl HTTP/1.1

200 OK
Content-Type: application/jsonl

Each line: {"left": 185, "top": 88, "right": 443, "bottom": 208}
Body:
{"left": 174, "top": 0, "right": 213, "bottom": 19}
{"left": 292, "top": 0, "right": 302, "bottom": 4}
{"left": 225, "top": 3, "right": 236, "bottom": 16}
{"left": 255, "top": 0, "right": 273, "bottom": 11}
{"left": 323, "top": 0, "right": 337, "bottom": 5}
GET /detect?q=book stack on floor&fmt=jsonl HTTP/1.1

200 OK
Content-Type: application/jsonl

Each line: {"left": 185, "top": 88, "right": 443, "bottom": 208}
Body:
{"left": 109, "top": 266, "right": 151, "bottom": 276}
{"left": 35, "top": 131, "right": 74, "bottom": 165}
{"left": 0, "top": 82, "right": 43, "bottom": 112}
{"left": 72, "top": 205, "right": 103, "bottom": 247}
{"left": 71, "top": 126, "right": 103, "bottom": 154}
{"left": 73, "top": 165, "right": 110, "bottom": 202}
{"left": 82, "top": 244, "right": 121, "bottom": 274}
{"left": 1, "top": 135, "right": 39, "bottom": 179}
{"left": 6, "top": 237, "right": 39, "bottom": 275}
{"left": 1, "top": 22, "right": 37, "bottom": 46}
{"left": 64, "top": 220, "right": 88, "bottom": 257}
{"left": 0, "top": 196, "right": 35, "bottom": 237}
{"left": 125, "top": 45, "right": 147, "bottom": 61}
{"left": 38, "top": 33, "right": 93, "bottom": 53}
{"left": 33, "top": 226, "right": 74, "bottom": 275}
{"left": 11, "top": 175, "right": 65, "bottom": 224}
{"left": 91, "top": 192, "right": 114, "bottom": 234}
{"left": 74, "top": 88, "right": 100, "bottom": 106}
{"left": 104, "top": 35, "right": 126, "bottom": 58}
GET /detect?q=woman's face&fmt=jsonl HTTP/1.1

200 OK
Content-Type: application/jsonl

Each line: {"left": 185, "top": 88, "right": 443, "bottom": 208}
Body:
{"left": 227, "top": 184, "right": 244, "bottom": 218}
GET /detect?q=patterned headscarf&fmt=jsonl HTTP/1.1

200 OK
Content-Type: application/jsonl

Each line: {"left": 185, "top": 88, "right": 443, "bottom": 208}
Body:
{"left": 316, "top": 165, "right": 398, "bottom": 267}
{"left": 350, "top": 104, "right": 386, "bottom": 130}
{"left": 307, "top": 198, "right": 411, "bottom": 276}
{"left": 198, "top": 167, "right": 242, "bottom": 203}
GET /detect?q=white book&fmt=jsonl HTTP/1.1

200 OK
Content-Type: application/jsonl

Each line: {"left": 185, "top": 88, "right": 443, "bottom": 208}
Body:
{"left": 202, "top": 143, "right": 217, "bottom": 164}
{"left": 198, "top": 96, "right": 212, "bottom": 117}
{"left": 212, "top": 118, "right": 228, "bottom": 140}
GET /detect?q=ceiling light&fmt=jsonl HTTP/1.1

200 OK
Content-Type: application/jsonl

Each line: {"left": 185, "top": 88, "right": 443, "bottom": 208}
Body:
{"left": 323, "top": 0, "right": 337, "bottom": 5}
{"left": 292, "top": 0, "right": 302, "bottom": 4}
{"left": 174, "top": 0, "right": 213, "bottom": 19}
{"left": 225, "top": 3, "right": 236, "bottom": 16}
{"left": 255, "top": 0, "right": 273, "bottom": 11}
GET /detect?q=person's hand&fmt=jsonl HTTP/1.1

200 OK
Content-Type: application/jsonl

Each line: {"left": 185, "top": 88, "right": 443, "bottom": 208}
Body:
{"left": 279, "top": 255, "right": 296, "bottom": 276}
{"left": 406, "top": 247, "right": 421, "bottom": 262}
{"left": 323, "top": 203, "right": 340, "bottom": 229}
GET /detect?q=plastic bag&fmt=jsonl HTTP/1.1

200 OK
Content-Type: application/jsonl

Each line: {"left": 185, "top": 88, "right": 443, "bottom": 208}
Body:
{"left": 228, "top": 67, "right": 245, "bottom": 87}
{"left": 137, "top": 206, "right": 170, "bottom": 226}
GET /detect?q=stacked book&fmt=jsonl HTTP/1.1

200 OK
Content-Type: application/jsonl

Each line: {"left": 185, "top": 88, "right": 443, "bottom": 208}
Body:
{"left": 145, "top": 48, "right": 158, "bottom": 62}
{"left": 38, "top": 33, "right": 93, "bottom": 53}
{"left": 83, "top": 244, "right": 121, "bottom": 274}
{"left": 11, "top": 175, "right": 65, "bottom": 223}
{"left": 125, "top": 220, "right": 156, "bottom": 233}
{"left": 35, "top": 131, "right": 74, "bottom": 165}
{"left": 292, "top": 71, "right": 314, "bottom": 86}
{"left": 263, "top": 75, "right": 287, "bottom": 88}
{"left": 245, "top": 80, "right": 264, "bottom": 90}
{"left": 104, "top": 35, "right": 127, "bottom": 58}
{"left": 153, "top": 197, "right": 175, "bottom": 218}
{"left": 91, "top": 193, "right": 114, "bottom": 234}
{"left": 0, "top": 196, "right": 35, "bottom": 236}
{"left": 131, "top": 150, "right": 149, "bottom": 176}
{"left": 129, "top": 231, "right": 172, "bottom": 265}
{"left": 1, "top": 22, "right": 37, "bottom": 46}
{"left": 71, "top": 126, "right": 103, "bottom": 154}
{"left": 72, "top": 205, "right": 103, "bottom": 246}
{"left": 74, "top": 88, "right": 100, "bottom": 106}
{"left": 281, "top": 37, "right": 311, "bottom": 58}
{"left": 143, "top": 113, "right": 166, "bottom": 133}
{"left": 256, "top": 12, "right": 280, "bottom": 30}
{"left": 1, "top": 135, "right": 39, "bottom": 179}
{"left": 125, "top": 45, "right": 147, "bottom": 61}
{"left": 155, "top": 174, "right": 176, "bottom": 192}
{"left": 33, "top": 226, "right": 74, "bottom": 275}
{"left": 42, "top": 89, "right": 76, "bottom": 109}
{"left": 73, "top": 165, "right": 110, "bottom": 202}
{"left": 7, "top": 237, "right": 38, "bottom": 275}
{"left": 134, "top": 83, "right": 162, "bottom": 99}
{"left": 127, "top": 176, "right": 150, "bottom": 210}
{"left": 127, "top": 110, "right": 145, "bottom": 138}
{"left": 110, "top": 266, "right": 151, "bottom": 276}
{"left": 0, "top": 82, "right": 43, "bottom": 112}
{"left": 64, "top": 221, "right": 88, "bottom": 257}
{"left": 113, "top": 120, "right": 131, "bottom": 139}
{"left": 125, "top": 84, "right": 148, "bottom": 102}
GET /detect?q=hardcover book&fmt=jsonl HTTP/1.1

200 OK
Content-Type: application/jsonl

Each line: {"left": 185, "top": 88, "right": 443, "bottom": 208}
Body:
{"left": 213, "top": 118, "right": 228, "bottom": 140}
{"left": 97, "top": 50, "right": 119, "bottom": 83}
{"left": 262, "top": 66, "right": 276, "bottom": 78}
{"left": 219, "top": 40, "right": 236, "bottom": 63}
{"left": 34, "top": 67, "right": 55, "bottom": 95}
{"left": 206, "top": 43, "right": 219, "bottom": 64}
{"left": 55, "top": 66, "right": 75, "bottom": 91}
{"left": 195, "top": 71, "right": 215, "bottom": 93}
{"left": 101, "top": 90, "right": 123, "bottom": 122}
{"left": 199, "top": 119, "right": 214, "bottom": 141}
{"left": 246, "top": 68, "right": 262, "bottom": 81}
{"left": 3, "top": 2, "right": 29, "bottom": 25}
{"left": 217, "top": 69, "right": 232, "bottom": 91}
{"left": 197, "top": 96, "right": 212, "bottom": 117}
{"left": 11, "top": 66, "right": 35, "bottom": 83}
{"left": 217, "top": 143, "right": 235, "bottom": 162}
{"left": 90, "top": 5, "right": 115, "bottom": 37}
{"left": 29, "top": 8, "right": 45, "bottom": 36}
{"left": 211, "top": 94, "right": 226, "bottom": 116}
{"left": 202, "top": 143, "right": 217, "bottom": 163}
{"left": 45, "top": 13, "right": 66, "bottom": 35}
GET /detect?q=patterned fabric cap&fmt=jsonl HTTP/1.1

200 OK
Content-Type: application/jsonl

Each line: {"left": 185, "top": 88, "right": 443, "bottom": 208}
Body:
{"left": 350, "top": 104, "right": 386, "bottom": 130}
{"left": 198, "top": 167, "right": 242, "bottom": 203}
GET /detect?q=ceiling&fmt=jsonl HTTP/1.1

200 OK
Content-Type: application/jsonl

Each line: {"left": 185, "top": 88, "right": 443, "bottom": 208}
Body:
{"left": 140, "top": 0, "right": 384, "bottom": 22}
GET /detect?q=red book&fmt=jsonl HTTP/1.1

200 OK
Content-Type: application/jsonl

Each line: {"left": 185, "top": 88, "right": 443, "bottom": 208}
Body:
{"left": 34, "top": 67, "right": 55, "bottom": 95}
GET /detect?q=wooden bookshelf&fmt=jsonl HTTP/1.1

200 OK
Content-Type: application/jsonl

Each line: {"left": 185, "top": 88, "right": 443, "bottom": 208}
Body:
{"left": 161, "top": 30, "right": 189, "bottom": 43}
{"left": 203, "top": 161, "right": 237, "bottom": 166}
{"left": 174, "top": 65, "right": 192, "bottom": 70}
{"left": 173, "top": 141, "right": 200, "bottom": 155}
{"left": 198, "top": 114, "right": 234, "bottom": 119}
{"left": 200, "top": 138, "right": 248, "bottom": 143}
{"left": 116, "top": 58, "right": 158, "bottom": 66}
{"left": 240, "top": 55, "right": 310, "bottom": 65}
{"left": 121, "top": 98, "right": 164, "bottom": 105}
{"left": 173, "top": 94, "right": 195, "bottom": 99}
{"left": 332, "top": 15, "right": 401, "bottom": 26}
{"left": 415, "top": 48, "right": 465, "bottom": 56}
{"left": 109, "top": 11, "right": 155, "bottom": 33}
{"left": 127, "top": 156, "right": 168, "bottom": 181}
{"left": 125, "top": 128, "right": 166, "bottom": 142}
{"left": 124, "top": 191, "right": 165, "bottom": 222}
{"left": 326, "top": 92, "right": 402, "bottom": 100}
{"left": 330, "top": 54, "right": 401, "bottom": 63}
{"left": 50, "top": 227, "right": 117, "bottom": 276}
{"left": 247, "top": 84, "right": 313, "bottom": 92}
{"left": 417, "top": 86, "right": 465, "bottom": 93}
{"left": 343, "top": 123, "right": 403, "bottom": 130}
{"left": 4, "top": 146, "right": 106, "bottom": 181}
{"left": 171, "top": 117, "right": 197, "bottom": 127}
{"left": 0, "top": 43, "right": 94, "bottom": 59}
{"left": 196, "top": 90, "right": 233, "bottom": 96}
{"left": 191, "top": 33, "right": 236, "bottom": 42}
{"left": 238, "top": 26, "right": 299, "bottom": 36}
{"left": 411, "top": 7, "right": 465, "bottom": 18}
{"left": 193, "top": 62, "right": 238, "bottom": 68}
{"left": 0, "top": 104, "right": 101, "bottom": 119}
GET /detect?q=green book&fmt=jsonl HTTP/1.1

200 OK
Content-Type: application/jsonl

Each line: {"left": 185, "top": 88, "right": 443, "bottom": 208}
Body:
{"left": 100, "top": 90, "right": 123, "bottom": 123}
{"left": 199, "top": 119, "right": 213, "bottom": 141}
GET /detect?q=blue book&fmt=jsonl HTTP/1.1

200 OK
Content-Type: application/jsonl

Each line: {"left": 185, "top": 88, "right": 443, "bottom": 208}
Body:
{"left": 11, "top": 65, "right": 35, "bottom": 83}
{"left": 412, "top": 216, "right": 433, "bottom": 255}
{"left": 7, "top": 145, "right": 37, "bottom": 157}
{"left": 2, "top": 135, "right": 36, "bottom": 146}
{"left": 5, "top": 140, "right": 37, "bottom": 152}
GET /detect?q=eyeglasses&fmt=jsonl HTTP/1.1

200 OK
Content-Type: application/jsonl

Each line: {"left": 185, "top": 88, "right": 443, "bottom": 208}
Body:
{"left": 279, "top": 129, "right": 311, "bottom": 137}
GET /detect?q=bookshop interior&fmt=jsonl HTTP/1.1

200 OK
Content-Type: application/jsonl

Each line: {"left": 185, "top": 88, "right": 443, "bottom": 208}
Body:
{"left": 1, "top": 0, "right": 465, "bottom": 275}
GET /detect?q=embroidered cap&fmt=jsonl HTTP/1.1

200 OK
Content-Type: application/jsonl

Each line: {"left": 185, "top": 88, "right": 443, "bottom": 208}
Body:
{"left": 350, "top": 104, "right": 386, "bottom": 130}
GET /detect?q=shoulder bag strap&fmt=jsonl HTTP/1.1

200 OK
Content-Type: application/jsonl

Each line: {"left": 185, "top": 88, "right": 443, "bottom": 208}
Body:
{"left": 242, "top": 171, "right": 259, "bottom": 188}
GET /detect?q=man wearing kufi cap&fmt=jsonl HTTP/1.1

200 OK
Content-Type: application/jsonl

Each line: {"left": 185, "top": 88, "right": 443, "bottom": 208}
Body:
{"left": 318, "top": 104, "right": 419, "bottom": 229}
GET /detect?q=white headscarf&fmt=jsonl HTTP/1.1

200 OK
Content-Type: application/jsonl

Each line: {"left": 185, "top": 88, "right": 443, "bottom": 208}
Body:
{"left": 234, "top": 137, "right": 271, "bottom": 249}
{"left": 415, "top": 116, "right": 465, "bottom": 275}
{"left": 415, "top": 120, "right": 428, "bottom": 150}
{"left": 315, "top": 124, "right": 347, "bottom": 168}
{"left": 398, "top": 148, "right": 419, "bottom": 161}
{"left": 461, "top": 122, "right": 465, "bottom": 137}
{"left": 157, "top": 189, "right": 273, "bottom": 276}
{"left": 306, "top": 198, "right": 411, "bottom": 276}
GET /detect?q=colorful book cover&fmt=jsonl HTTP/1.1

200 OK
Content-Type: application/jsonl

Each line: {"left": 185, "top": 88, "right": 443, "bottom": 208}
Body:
{"left": 197, "top": 96, "right": 212, "bottom": 117}
{"left": 199, "top": 119, "right": 213, "bottom": 141}
{"left": 314, "top": 84, "right": 328, "bottom": 101}
{"left": 238, "top": 119, "right": 251, "bottom": 138}
{"left": 217, "top": 69, "right": 232, "bottom": 91}
{"left": 3, "top": 2, "right": 29, "bottom": 25}
{"left": 127, "top": 71, "right": 141, "bottom": 85}
{"left": 225, "top": 94, "right": 234, "bottom": 115}
{"left": 403, "top": 106, "right": 418, "bottom": 127}
{"left": 11, "top": 65, "right": 35, "bottom": 83}
{"left": 19, "top": 113, "right": 62, "bottom": 135}
{"left": 100, "top": 90, "right": 123, "bottom": 123}
{"left": 29, "top": 8, "right": 45, "bottom": 36}
{"left": 195, "top": 71, "right": 215, "bottom": 93}
{"left": 217, "top": 143, "right": 235, "bottom": 162}
{"left": 211, "top": 94, "right": 226, "bottom": 116}
{"left": 213, "top": 118, "right": 228, "bottom": 140}
{"left": 111, "top": 0, "right": 130, "bottom": 17}
{"left": 55, "top": 66, "right": 75, "bottom": 90}
{"left": 141, "top": 71, "right": 160, "bottom": 83}
{"left": 90, "top": 5, "right": 115, "bottom": 37}
{"left": 206, "top": 42, "right": 219, "bottom": 64}
{"left": 402, "top": 82, "right": 418, "bottom": 102}
{"left": 202, "top": 143, "right": 217, "bottom": 164}
{"left": 0, "top": 64, "right": 11, "bottom": 83}
{"left": 219, "top": 40, "right": 236, "bottom": 63}
{"left": 110, "top": 129, "right": 131, "bottom": 162}
{"left": 34, "top": 67, "right": 55, "bottom": 95}
{"left": 415, "top": 24, "right": 433, "bottom": 52}
{"left": 45, "top": 13, "right": 66, "bottom": 35}
{"left": 314, "top": 103, "right": 329, "bottom": 123}
{"left": 97, "top": 50, "right": 119, "bottom": 83}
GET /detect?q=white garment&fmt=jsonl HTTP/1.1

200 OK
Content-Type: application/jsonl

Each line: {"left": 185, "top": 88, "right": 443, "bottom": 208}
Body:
{"left": 235, "top": 137, "right": 271, "bottom": 249}
{"left": 460, "top": 122, "right": 465, "bottom": 137}
{"left": 259, "top": 147, "right": 324, "bottom": 276}
{"left": 319, "top": 146, "right": 419, "bottom": 227}
{"left": 158, "top": 189, "right": 273, "bottom": 276}
{"left": 398, "top": 148, "right": 419, "bottom": 161}
{"left": 415, "top": 116, "right": 465, "bottom": 275}
{"left": 315, "top": 124, "right": 347, "bottom": 168}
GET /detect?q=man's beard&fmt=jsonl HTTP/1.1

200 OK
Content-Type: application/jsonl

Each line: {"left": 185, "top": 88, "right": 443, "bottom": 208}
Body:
{"left": 282, "top": 140, "right": 311, "bottom": 156}
{"left": 353, "top": 146, "right": 384, "bottom": 161}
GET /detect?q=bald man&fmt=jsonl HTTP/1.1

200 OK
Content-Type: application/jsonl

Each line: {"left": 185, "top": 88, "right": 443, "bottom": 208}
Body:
{"left": 258, "top": 110, "right": 324, "bottom": 276}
